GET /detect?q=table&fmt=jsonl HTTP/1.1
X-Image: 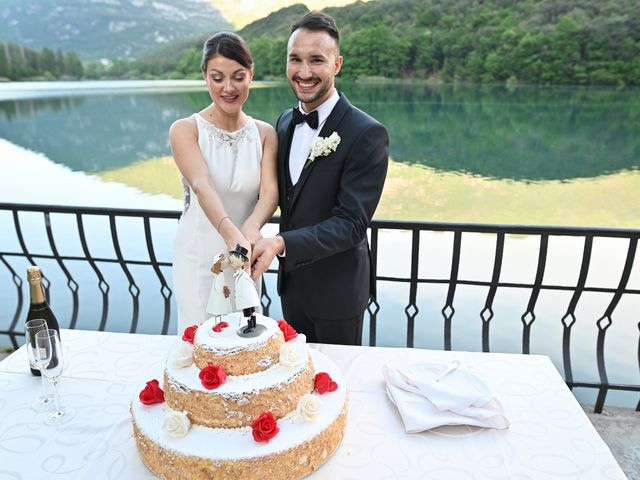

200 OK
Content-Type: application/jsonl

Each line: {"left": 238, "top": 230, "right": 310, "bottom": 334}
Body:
{"left": 0, "top": 329, "right": 626, "bottom": 479}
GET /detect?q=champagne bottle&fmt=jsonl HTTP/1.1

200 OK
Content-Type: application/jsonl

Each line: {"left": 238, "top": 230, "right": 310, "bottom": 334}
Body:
{"left": 26, "top": 266, "right": 60, "bottom": 376}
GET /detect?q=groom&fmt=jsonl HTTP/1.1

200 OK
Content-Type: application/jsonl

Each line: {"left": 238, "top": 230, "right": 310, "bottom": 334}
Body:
{"left": 251, "top": 11, "right": 388, "bottom": 345}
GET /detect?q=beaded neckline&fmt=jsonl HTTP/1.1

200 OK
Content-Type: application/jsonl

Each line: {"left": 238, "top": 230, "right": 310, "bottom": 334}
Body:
{"left": 195, "top": 113, "right": 252, "bottom": 135}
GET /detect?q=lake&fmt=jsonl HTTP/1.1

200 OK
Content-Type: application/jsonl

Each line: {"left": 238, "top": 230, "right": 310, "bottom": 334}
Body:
{"left": 0, "top": 81, "right": 638, "bottom": 408}
{"left": 1, "top": 80, "right": 639, "bottom": 225}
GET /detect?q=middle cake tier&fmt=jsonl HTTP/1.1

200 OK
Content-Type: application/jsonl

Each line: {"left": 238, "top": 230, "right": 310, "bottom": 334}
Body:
{"left": 164, "top": 341, "right": 316, "bottom": 428}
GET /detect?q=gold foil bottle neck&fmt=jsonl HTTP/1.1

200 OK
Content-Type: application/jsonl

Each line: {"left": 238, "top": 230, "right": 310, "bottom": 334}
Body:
{"left": 27, "top": 266, "right": 42, "bottom": 283}
{"left": 26, "top": 266, "right": 46, "bottom": 304}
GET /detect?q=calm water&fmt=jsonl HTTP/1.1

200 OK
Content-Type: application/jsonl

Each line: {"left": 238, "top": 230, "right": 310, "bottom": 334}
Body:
{"left": 1, "top": 81, "right": 638, "bottom": 407}
{"left": 1, "top": 81, "right": 639, "bottom": 180}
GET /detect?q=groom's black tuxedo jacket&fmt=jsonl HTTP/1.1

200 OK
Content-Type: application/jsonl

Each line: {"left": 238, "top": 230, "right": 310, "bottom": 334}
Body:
{"left": 275, "top": 93, "right": 389, "bottom": 319}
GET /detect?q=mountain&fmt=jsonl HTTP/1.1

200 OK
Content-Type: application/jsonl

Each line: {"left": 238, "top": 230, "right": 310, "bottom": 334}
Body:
{"left": 0, "top": 0, "right": 232, "bottom": 59}
{"left": 131, "top": 3, "right": 309, "bottom": 75}
{"left": 238, "top": 4, "right": 309, "bottom": 41}
{"left": 207, "top": 0, "right": 371, "bottom": 29}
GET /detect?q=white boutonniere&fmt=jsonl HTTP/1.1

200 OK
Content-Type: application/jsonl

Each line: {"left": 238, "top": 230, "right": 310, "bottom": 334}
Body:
{"left": 304, "top": 132, "right": 341, "bottom": 169}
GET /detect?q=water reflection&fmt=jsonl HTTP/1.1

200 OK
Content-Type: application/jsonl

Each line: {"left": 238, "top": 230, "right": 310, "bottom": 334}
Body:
{"left": 344, "top": 83, "right": 640, "bottom": 180}
{"left": 0, "top": 82, "right": 638, "bottom": 179}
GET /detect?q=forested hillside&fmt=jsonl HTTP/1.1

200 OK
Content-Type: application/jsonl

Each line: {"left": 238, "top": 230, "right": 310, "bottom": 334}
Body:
{"left": 0, "top": 43, "right": 83, "bottom": 80}
{"left": 245, "top": 0, "right": 640, "bottom": 85}
{"left": 4, "top": 0, "right": 638, "bottom": 85}
{"left": 133, "top": 0, "right": 639, "bottom": 85}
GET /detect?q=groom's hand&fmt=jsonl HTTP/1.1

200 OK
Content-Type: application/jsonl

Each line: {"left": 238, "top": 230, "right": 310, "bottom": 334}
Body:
{"left": 251, "top": 236, "right": 285, "bottom": 281}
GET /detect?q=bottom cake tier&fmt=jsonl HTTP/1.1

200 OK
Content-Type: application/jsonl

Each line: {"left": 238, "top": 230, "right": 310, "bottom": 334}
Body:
{"left": 131, "top": 348, "right": 348, "bottom": 480}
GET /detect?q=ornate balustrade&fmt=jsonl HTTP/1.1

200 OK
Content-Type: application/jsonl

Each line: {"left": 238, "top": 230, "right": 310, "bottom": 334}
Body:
{"left": 0, "top": 202, "right": 638, "bottom": 412}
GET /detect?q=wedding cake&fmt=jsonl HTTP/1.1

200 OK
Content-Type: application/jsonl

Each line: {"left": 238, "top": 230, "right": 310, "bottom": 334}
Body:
{"left": 130, "top": 313, "right": 347, "bottom": 479}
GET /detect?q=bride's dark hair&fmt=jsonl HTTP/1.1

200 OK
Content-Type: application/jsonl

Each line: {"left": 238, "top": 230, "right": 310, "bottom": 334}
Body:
{"left": 201, "top": 32, "right": 253, "bottom": 72}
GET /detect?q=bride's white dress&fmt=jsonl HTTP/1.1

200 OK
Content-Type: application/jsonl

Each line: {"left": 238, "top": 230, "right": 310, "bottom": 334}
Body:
{"left": 173, "top": 113, "right": 261, "bottom": 334}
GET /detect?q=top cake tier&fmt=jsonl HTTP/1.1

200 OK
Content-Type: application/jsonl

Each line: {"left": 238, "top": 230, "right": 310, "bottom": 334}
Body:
{"left": 193, "top": 313, "right": 284, "bottom": 375}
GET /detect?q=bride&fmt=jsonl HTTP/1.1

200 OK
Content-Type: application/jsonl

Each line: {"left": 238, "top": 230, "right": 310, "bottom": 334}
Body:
{"left": 170, "top": 32, "right": 278, "bottom": 334}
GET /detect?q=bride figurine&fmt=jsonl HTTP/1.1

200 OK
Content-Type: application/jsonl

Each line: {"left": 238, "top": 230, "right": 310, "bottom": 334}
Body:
{"left": 228, "top": 245, "right": 266, "bottom": 338}
{"left": 206, "top": 252, "right": 233, "bottom": 325}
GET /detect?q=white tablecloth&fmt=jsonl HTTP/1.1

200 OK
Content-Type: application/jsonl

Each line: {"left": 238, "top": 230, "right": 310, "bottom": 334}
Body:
{"left": 0, "top": 329, "right": 626, "bottom": 480}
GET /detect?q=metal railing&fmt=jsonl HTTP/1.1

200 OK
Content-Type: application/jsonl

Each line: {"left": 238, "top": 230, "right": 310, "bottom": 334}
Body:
{"left": 1, "top": 202, "right": 638, "bottom": 413}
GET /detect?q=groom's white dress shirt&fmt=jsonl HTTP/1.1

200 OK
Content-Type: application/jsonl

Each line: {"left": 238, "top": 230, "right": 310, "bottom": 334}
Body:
{"left": 289, "top": 90, "right": 340, "bottom": 185}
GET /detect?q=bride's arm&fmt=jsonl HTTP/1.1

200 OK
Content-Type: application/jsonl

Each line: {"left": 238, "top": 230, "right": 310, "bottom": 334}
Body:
{"left": 241, "top": 121, "right": 279, "bottom": 247}
{"left": 169, "top": 117, "right": 251, "bottom": 257}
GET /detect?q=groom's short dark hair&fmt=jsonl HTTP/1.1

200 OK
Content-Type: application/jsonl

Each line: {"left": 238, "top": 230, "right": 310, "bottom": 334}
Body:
{"left": 291, "top": 12, "right": 340, "bottom": 49}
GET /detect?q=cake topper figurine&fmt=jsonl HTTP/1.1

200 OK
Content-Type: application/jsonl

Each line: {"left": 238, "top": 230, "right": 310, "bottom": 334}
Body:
{"left": 206, "top": 252, "right": 233, "bottom": 324}
{"left": 228, "top": 244, "right": 266, "bottom": 338}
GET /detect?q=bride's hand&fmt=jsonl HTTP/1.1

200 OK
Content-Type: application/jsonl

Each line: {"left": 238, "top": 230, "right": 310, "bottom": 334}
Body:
{"left": 227, "top": 236, "right": 252, "bottom": 269}
{"left": 218, "top": 219, "right": 252, "bottom": 269}
{"left": 241, "top": 222, "right": 263, "bottom": 249}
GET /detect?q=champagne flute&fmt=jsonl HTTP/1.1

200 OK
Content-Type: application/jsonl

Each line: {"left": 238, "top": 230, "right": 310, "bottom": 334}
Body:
{"left": 34, "top": 329, "right": 75, "bottom": 425}
{"left": 25, "top": 318, "right": 53, "bottom": 410}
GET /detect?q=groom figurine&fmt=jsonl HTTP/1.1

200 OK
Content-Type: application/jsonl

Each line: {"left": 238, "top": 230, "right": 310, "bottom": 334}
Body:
{"left": 251, "top": 11, "right": 388, "bottom": 345}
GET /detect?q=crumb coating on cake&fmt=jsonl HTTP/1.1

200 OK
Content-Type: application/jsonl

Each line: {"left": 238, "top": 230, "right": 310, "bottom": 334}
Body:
{"left": 132, "top": 403, "right": 347, "bottom": 480}
{"left": 193, "top": 330, "right": 283, "bottom": 375}
{"left": 164, "top": 356, "right": 316, "bottom": 428}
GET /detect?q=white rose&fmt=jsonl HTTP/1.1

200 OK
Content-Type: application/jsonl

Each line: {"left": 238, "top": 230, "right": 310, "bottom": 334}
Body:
{"left": 162, "top": 410, "right": 191, "bottom": 438}
{"left": 279, "top": 342, "right": 307, "bottom": 369}
{"left": 297, "top": 394, "right": 322, "bottom": 422}
{"left": 171, "top": 342, "right": 193, "bottom": 369}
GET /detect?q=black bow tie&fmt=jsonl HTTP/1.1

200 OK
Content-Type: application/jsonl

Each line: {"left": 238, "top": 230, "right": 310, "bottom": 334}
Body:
{"left": 292, "top": 108, "right": 319, "bottom": 129}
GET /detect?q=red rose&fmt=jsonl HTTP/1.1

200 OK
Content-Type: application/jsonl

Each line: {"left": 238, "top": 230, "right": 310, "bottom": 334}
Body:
{"left": 277, "top": 319, "right": 298, "bottom": 342}
{"left": 182, "top": 325, "right": 198, "bottom": 344}
{"left": 139, "top": 379, "right": 165, "bottom": 405}
{"left": 252, "top": 411, "right": 280, "bottom": 443}
{"left": 314, "top": 372, "right": 338, "bottom": 394}
{"left": 199, "top": 363, "right": 226, "bottom": 390}
{"left": 212, "top": 321, "right": 230, "bottom": 333}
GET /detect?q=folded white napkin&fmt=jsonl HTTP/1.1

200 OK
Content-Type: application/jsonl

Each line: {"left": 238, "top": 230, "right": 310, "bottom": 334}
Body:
{"left": 383, "top": 362, "right": 510, "bottom": 433}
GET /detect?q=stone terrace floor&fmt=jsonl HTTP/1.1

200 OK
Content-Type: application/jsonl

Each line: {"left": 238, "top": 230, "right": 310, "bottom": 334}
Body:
{"left": 583, "top": 405, "right": 639, "bottom": 479}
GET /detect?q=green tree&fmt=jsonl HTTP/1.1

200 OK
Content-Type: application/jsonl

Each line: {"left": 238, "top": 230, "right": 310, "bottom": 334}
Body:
{"left": 0, "top": 44, "right": 10, "bottom": 78}
{"left": 250, "top": 37, "right": 272, "bottom": 79}
{"left": 84, "top": 60, "right": 104, "bottom": 79}
{"left": 249, "top": 36, "right": 287, "bottom": 79}
{"left": 107, "top": 59, "right": 130, "bottom": 78}
{"left": 65, "top": 52, "right": 84, "bottom": 78}
{"left": 342, "top": 24, "right": 409, "bottom": 79}
{"left": 177, "top": 49, "right": 201, "bottom": 77}
{"left": 412, "top": 30, "right": 442, "bottom": 77}
{"left": 416, "top": 7, "right": 442, "bottom": 28}
{"left": 40, "top": 48, "right": 56, "bottom": 76}
{"left": 550, "top": 16, "right": 586, "bottom": 84}
{"left": 514, "top": 33, "right": 550, "bottom": 84}
{"left": 55, "top": 49, "right": 65, "bottom": 77}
